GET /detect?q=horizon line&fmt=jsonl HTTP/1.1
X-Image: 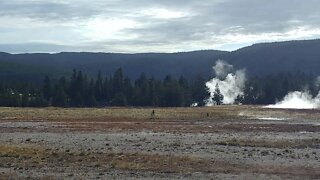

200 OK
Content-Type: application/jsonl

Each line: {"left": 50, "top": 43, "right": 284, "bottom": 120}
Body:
{"left": 1, "top": 38, "right": 319, "bottom": 55}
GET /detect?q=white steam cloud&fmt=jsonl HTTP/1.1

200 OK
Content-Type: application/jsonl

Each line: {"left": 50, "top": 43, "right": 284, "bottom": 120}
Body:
{"left": 315, "top": 76, "right": 320, "bottom": 89}
{"left": 266, "top": 91, "right": 320, "bottom": 109}
{"left": 213, "top": 60, "right": 233, "bottom": 79}
{"left": 206, "top": 60, "right": 246, "bottom": 105}
{"left": 266, "top": 76, "right": 320, "bottom": 109}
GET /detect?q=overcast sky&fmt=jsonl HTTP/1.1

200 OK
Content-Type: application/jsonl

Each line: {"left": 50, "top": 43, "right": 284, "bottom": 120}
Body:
{"left": 0, "top": 0, "right": 320, "bottom": 53}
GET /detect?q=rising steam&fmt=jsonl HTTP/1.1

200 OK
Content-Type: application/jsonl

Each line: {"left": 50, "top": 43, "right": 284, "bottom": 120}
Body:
{"left": 266, "top": 91, "right": 320, "bottom": 109}
{"left": 266, "top": 76, "right": 320, "bottom": 109}
{"left": 206, "top": 60, "right": 246, "bottom": 105}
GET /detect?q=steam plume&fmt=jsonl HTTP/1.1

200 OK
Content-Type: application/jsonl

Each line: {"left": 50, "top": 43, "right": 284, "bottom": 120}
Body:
{"left": 266, "top": 91, "right": 320, "bottom": 109}
{"left": 206, "top": 60, "right": 246, "bottom": 105}
{"left": 266, "top": 76, "right": 320, "bottom": 109}
{"left": 213, "top": 60, "right": 233, "bottom": 79}
{"left": 315, "top": 76, "right": 320, "bottom": 89}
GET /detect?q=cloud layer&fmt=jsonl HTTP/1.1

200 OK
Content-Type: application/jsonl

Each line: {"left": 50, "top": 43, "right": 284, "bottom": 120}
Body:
{"left": 1, "top": 0, "right": 320, "bottom": 53}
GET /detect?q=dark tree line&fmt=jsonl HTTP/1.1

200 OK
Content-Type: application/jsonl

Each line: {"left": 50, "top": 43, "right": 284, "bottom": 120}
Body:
{"left": 0, "top": 70, "right": 319, "bottom": 107}
{"left": 0, "top": 69, "right": 208, "bottom": 107}
{"left": 240, "top": 72, "right": 319, "bottom": 104}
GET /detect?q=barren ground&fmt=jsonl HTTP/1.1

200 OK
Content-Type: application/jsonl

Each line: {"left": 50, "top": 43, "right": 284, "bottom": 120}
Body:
{"left": 0, "top": 105, "right": 319, "bottom": 179}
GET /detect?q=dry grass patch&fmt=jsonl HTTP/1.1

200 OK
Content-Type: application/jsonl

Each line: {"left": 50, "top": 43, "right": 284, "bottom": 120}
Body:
{"left": 0, "top": 106, "right": 245, "bottom": 122}
{"left": 215, "top": 138, "right": 320, "bottom": 148}
{"left": 0, "top": 144, "right": 47, "bottom": 170}
{"left": 0, "top": 145, "right": 45, "bottom": 158}
{"left": 0, "top": 145, "right": 319, "bottom": 178}
{"left": 54, "top": 151, "right": 320, "bottom": 178}
{"left": 1, "top": 106, "right": 320, "bottom": 123}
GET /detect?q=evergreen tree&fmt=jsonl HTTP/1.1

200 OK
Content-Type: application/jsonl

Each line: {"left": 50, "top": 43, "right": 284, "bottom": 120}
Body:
{"left": 43, "top": 75, "right": 51, "bottom": 102}
{"left": 212, "top": 83, "right": 223, "bottom": 105}
{"left": 190, "top": 77, "right": 209, "bottom": 106}
{"left": 179, "top": 76, "right": 192, "bottom": 106}
{"left": 112, "top": 68, "right": 124, "bottom": 96}
{"left": 69, "top": 69, "right": 78, "bottom": 106}
{"left": 111, "top": 92, "right": 127, "bottom": 106}
{"left": 85, "top": 79, "right": 97, "bottom": 107}
{"left": 102, "top": 76, "right": 111, "bottom": 105}
{"left": 163, "top": 75, "right": 184, "bottom": 107}
{"left": 123, "top": 76, "right": 133, "bottom": 105}
{"left": 132, "top": 86, "right": 142, "bottom": 106}
{"left": 72, "top": 70, "right": 85, "bottom": 107}
{"left": 52, "top": 85, "right": 68, "bottom": 107}
{"left": 95, "top": 72, "right": 103, "bottom": 102}
{"left": 135, "top": 73, "right": 150, "bottom": 106}
{"left": 149, "top": 78, "right": 163, "bottom": 106}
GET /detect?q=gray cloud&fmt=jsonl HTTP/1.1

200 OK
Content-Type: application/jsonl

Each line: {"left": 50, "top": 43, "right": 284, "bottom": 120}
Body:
{"left": 0, "top": 43, "right": 76, "bottom": 54}
{"left": 0, "top": 0, "right": 320, "bottom": 53}
{"left": 207, "top": 0, "right": 320, "bottom": 33}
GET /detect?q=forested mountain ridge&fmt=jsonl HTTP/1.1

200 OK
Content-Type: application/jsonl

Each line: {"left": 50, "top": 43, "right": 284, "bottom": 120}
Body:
{"left": 0, "top": 50, "right": 226, "bottom": 82}
{"left": 2, "top": 39, "right": 320, "bottom": 107}
{"left": 222, "top": 39, "right": 320, "bottom": 76}
{"left": 1, "top": 39, "right": 320, "bottom": 83}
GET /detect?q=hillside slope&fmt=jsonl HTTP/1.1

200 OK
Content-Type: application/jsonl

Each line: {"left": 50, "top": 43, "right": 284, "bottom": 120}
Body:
{"left": 0, "top": 50, "right": 226, "bottom": 81}
{"left": 223, "top": 39, "right": 320, "bottom": 76}
{"left": 1, "top": 39, "right": 320, "bottom": 82}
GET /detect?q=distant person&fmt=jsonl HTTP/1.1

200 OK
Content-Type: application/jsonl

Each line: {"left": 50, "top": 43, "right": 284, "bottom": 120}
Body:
{"left": 151, "top": 109, "right": 155, "bottom": 119}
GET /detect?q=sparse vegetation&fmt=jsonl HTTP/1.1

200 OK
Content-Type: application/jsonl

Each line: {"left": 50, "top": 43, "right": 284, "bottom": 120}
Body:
{"left": 0, "top": 106, "right": 319, "bottom": 179}
{"left": 215, "top": 138, "right": 320, "bottom": 148}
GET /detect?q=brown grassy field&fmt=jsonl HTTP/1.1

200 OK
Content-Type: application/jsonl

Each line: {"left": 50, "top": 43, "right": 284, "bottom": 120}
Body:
{"left": 0, "top": 105, "right": 319, "bottom": 179}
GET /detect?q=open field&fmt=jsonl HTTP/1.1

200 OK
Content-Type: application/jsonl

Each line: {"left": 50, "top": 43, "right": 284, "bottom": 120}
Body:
{"left": 0, "top": 105, "right": 319, "bottom": 179}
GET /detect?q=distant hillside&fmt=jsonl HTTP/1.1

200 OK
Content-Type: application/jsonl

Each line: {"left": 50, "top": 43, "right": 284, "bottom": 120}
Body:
{"left": 0, "top": 50, "right": 226, "bottom": 82}
{"left": 1, "top": 39, "right": 320, "bottom": 82}
{"left": 223, "top": 39, "right": 320, "bottom": 76}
